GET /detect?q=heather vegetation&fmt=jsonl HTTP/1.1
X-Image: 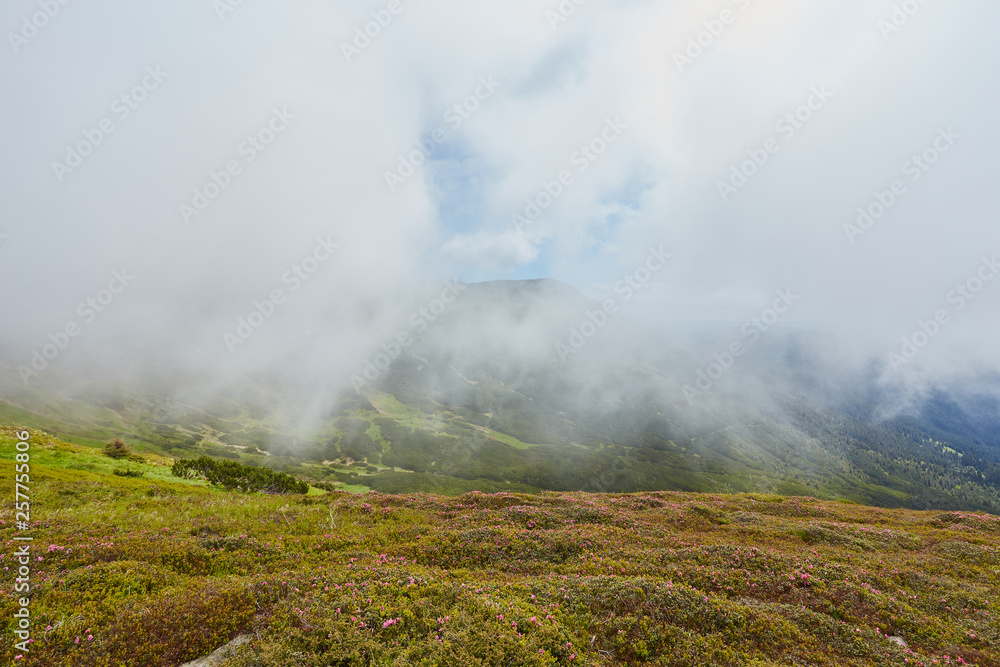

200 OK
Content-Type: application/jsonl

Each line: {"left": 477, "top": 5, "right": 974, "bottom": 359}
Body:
{"left": 1, "top": 427, "right": 998, "bottom": 666}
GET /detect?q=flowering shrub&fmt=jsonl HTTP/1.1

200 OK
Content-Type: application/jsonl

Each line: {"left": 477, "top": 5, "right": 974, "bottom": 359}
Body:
{"left": 1, "top": 429, "right": 998, "bottom": 666}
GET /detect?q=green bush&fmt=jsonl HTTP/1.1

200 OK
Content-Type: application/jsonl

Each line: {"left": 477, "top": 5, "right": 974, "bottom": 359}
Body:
{"left": 104, "top": 438, "right": 132, "bottom": 459}
{"left": 171, "top": 456, "right": 308, "bottom": 494}
{"left": 312, "top": 481, "right": 335, "bottom": 492}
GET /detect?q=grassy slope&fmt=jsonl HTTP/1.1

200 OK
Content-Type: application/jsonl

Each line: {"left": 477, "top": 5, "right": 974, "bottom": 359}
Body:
{"left": 1, "top": 426, "right": 998, "bottom": 666}
{"left": 5, "top": 385, "right": 1000, "bottom": 516}
{"left": 362, "top": 388, "right": 542, "bottom": 450}
{"left": 0, "top": 400, "right": 122, "bottom": 447}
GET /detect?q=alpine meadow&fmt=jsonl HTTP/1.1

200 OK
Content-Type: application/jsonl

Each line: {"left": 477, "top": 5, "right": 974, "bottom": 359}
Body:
{"left": 1, "top": 1, "right": 998, "bottom": 665}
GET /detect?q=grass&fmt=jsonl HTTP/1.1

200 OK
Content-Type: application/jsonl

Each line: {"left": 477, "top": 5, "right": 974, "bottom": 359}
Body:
{"left": 362, "top": 391, "right": 428, "bottom": 428}
{"left": 360, "top": 389, "right": 541, "bottom": 450}
{"left": 0, "top": 430, "right": 193, "bottom": 487}
{"left": 466, "top": 423, "right": 540, "bottom": 450}
{"left": 7, "top": 384, "right": 1000, "bottom": 516}
{"left": 337, "top": 483, "right": 372, "bottom": 494}
{"left": 0, "top": 400, "right": 121, "bottom": 446}
{"left": 1, "top": 425, "right": 998, "bottom": 666}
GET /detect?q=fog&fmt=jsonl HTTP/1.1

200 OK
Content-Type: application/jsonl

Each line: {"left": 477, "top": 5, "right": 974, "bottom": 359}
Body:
{"left": 2, "top": 0, "right": 998, "bottom": 431}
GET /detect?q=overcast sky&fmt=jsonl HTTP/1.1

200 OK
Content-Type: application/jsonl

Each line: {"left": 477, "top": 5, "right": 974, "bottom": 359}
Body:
{"left": 1, "top": 0, "right": 998, "bottom": 398}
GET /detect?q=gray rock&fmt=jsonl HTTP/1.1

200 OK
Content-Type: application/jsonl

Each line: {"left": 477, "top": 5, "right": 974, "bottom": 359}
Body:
{"left": 887, "top": 635, "right": 907, "bottom": 648}
{"left": 178, "top": 635, "right": 251, "bottom": 667}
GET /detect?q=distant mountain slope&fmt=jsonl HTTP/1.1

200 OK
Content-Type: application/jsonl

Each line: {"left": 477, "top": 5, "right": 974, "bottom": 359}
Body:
{"left": 1, "top": 278, "right": 999, "bottom": 512}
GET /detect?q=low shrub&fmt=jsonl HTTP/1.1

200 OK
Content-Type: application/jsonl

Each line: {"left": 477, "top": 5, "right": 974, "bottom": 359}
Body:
{"left": 104, "top": 438, "right": 132, "bottom": 459}
{"left": 171, "top": 456, "right": 308, "bottom": 494}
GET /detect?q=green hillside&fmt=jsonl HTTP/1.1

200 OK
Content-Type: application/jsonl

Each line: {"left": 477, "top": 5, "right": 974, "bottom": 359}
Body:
{"left": 2, "top": 280, "right": 1000, "bottom": 515}
{"left": 2, "top": 374, "right": 1000, "bottom": 515}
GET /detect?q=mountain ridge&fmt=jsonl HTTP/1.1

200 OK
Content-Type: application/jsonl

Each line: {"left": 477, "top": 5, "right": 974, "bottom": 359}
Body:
{"left": 1, "top": 278, "right": 999, "bottom": 512}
